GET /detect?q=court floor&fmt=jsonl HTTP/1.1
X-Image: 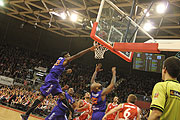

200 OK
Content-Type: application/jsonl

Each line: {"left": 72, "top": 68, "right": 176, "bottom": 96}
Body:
{"left": 0, "top": 105, "right": 44, "bottom": 120}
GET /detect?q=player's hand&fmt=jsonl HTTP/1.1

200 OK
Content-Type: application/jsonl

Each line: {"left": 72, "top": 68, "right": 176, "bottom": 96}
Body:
{"left": 95, "top": 63, "right": 103, "bottom": 72}
{"left": 66, "top": 69, "right": 72, "bottom": 74}
{"left": 112, "top": 67, "right": 116, "bottom": 74}
{"left": 63, "top": 85, "right": 69, "bottom": 90}
{"left": 89, "top": 44, "right": 98, "bottom": 51}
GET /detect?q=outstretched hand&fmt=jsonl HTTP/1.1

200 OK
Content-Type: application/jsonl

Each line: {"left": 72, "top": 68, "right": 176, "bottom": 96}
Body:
{"left": 89, "top": 44, "right": 98, "bottom": 51}
{"left": 63, "top": 85, "right": 69, "bottom": 90}
{"left": 112, "top": 67, "right": 116, "bottom": 74}
{"left": 66, "top": 69, "right": 72, "bottom": 74}
{"left": 95, "top": 63, "right": 103, "bottom": 72}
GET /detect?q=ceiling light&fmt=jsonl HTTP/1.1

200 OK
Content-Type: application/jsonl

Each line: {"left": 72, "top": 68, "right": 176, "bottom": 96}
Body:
{"left": 90, "top": 21, "right": 93, "bottom": 28}
{"left": 70, "top": 13, "right": 77, "bottom": 22}
{"left": 60, "top": 12, "right": 66, "bottom": 19}
{"left": 156, "top": 2, "right": 168, "bottom": 14}
{"left": 0, "top": 0, "right": 4, "bottom": 6}
{"left": 50, "top": 11, "right": 61, "bottom": 17}
{"left": 144, "top": 9, "right": 150, "bottom": 17}
{"left": 143, "top": 22, "right": 153, "bottom": 31}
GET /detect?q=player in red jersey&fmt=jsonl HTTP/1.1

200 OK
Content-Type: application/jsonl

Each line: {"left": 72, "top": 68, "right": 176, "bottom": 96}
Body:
{"left": 105, "top": 96, "right": 119, "bottom": 120}
{"left": 102, "top": 94, "right": 141, "bottom": 120}
{"left": 74, "top": 92, "right": 92, "bottom": 120}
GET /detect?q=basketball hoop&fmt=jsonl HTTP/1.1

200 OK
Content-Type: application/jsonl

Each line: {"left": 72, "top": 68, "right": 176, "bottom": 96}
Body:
{"left": 93, "top": 41, "right": 108, "bottom": 59}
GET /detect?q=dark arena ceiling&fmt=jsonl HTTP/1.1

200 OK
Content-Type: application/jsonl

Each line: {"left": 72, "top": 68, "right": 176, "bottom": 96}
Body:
{"left": 0, "top": 0, "right": 180, "bottom": 40}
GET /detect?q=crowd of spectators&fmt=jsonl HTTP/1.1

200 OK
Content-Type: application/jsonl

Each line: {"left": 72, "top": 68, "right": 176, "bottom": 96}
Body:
{"left": 0, "top": 43, "right": 163, "bottom": 119}
{"left": 0, "top": 43, "right": 54, "bottom": 80}
{"left": 0, "top": 85, "right": 57, "bottom": 117}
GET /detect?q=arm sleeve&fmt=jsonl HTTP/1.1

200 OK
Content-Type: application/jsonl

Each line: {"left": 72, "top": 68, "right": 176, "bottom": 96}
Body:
{"left": 150, "top": 82, "right": 166, "bottom": 112}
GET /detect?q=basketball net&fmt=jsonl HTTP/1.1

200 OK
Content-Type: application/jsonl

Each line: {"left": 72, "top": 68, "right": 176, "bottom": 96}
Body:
{"left": 93, "top": 41, "right": 108, "bottom": 59}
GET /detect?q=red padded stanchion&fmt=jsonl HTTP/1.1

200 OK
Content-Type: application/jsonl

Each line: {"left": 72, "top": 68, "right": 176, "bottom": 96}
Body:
{"left": 113, "top": 43, "right": 160, "bottom": 53}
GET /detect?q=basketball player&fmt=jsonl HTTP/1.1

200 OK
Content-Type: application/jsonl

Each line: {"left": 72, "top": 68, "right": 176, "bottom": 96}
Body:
{"left": 45, "top": 88, "right": 76, "bottom": 120}
{"left": 91, "top": 63, "right": 116, "bottom": 120}
{"left": 102, "top": 94, "right": 141, "bottom": 120}
{"left": 105, "top": 96, "right": 119, "bottom": 120}
{"left": 21, "top": 46, "right": 96, "bottom": 120}
{"left": 74, "top": 92, "right": 92, "bottom": 120}
{"left": 148, "top": 56, "right": 180, "bottom": 120}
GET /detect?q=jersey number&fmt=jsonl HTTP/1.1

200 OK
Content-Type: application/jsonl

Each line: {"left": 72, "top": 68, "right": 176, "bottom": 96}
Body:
{"left": 124, "top": 108, "right": 131, "bottom": 119}
{"left": 91, "top": 97, "right": 98, "bottom": 105}
{"left": 54, "top": 60, "right": 61, "bottom": 66}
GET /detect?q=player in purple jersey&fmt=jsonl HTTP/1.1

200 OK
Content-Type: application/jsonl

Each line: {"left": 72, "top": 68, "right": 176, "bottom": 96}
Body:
{"left": 21, "top": 46, "right": 96, "bottom": 120}
{"left": 45, "top": 88, "right": 76, "bottom": 120}
{"left": 90, "top": 63, "right": 116, "bottom": 120}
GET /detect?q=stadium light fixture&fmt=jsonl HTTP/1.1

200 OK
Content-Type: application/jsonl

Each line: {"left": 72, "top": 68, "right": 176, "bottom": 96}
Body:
{"left": 60, "top": 12, "right": 67, "bottom": 20}
{"left": 143, "top": 22, "right": 153, "bottom": 31}
{"left": 50, "top": 11, "right": 67, "bottom": 20}
{"left": 0, "top": 0, "right": 4, "bottom": 6}
{"left": 156, "top": 2, "right": 168, "bottom": 14}
{"left": 50, "top": 11, "right": 60, "bottom": 17}
{"left": 144, "top": 9, "right": 150, "bottom": 17}
{"left": 70, "top": 13, "right": 77, "bottom": 22}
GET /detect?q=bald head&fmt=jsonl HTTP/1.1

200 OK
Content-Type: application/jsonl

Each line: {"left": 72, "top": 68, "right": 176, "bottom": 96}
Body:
{"left": 91, "top": 82, "right": 102, "bottom": 92}
{"left": 127, "top": 94, "right": 137, "bottom": 104}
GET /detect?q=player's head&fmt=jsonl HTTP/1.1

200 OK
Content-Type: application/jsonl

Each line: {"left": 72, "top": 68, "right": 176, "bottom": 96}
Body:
{"left": 61, "top": 51, "right": 70, "bottom": 58}
{"left": 113, "top": 96, "right": 118, "bottom": 103}
{"left": 68, "top": 88, "right": 74, "bottom": 96}
{"left": 84, "top": 92, "right": 90, "bottom": 99}
{"left": 127, "top": 94, "right": 137, "bottom": 104}
{"left": 91, "top": 82, "right": 102, "bottom": 92}
{"left": 162, "top": 56, "right": 180, "bottom": 80}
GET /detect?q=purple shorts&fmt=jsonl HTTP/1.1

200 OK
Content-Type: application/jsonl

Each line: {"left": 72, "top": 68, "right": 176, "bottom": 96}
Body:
{"left": 92, "top": 111, "right": 105, "bottom": 120}
{"left": 45, "top": 106, "right": 68, "bottom": 120}
{"left": 45, "top": 113, "right": 67, "bottom": 120}
{"left": 40, "top": 80, "right": 62, "bottom": 97}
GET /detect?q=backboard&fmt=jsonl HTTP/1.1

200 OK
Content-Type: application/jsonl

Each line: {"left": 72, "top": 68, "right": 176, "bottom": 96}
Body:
{"left": 90, "top": 0, "right": 154, "bottom": 62}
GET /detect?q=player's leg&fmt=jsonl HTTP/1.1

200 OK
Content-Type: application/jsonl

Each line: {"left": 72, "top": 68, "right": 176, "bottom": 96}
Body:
{"left": 21, "top": 94, "right": 45, "bottom": 120}
{"left": 45, "top": 111, "right": 58, "bottom": 120}
{"left": 53, "top": 84, "right": 74, "bottom": 117}
{"left": 21, "top": 81, "right": 52, "bottom": 120}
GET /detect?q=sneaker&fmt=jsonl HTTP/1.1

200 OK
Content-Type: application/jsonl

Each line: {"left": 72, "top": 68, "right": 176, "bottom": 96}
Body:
{"left": 21, "top": 114, "right": 29, "bottom": 120}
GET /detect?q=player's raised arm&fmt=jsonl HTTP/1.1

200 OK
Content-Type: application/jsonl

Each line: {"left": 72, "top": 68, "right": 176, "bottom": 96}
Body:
{"left": 91, "top": 63, "right": 103, "bottom": 84}
{"left": 101, "top": 67, "right": 116, "bottom": 96}
{"left": 102, "top": 104, "right": 122, "bottom": 120}
{"left": 63, "top": 46, "right": 96, "bottom": 66}
{"left": 61, "top": 85, "right": 69, "bottom": 91}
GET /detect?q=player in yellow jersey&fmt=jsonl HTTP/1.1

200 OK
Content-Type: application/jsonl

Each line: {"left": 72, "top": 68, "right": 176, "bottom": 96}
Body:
{"left": 148, "top": 56, "right": 180, "bottom": 120}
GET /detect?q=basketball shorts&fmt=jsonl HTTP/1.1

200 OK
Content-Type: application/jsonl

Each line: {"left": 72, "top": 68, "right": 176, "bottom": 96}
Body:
{"left": 92, "top": 111, "right": 105, "bottom": 120}
{"left": 45, "top": 106, "right": 67, "bottom": 120}
{"left": 40, "top": 80, "right": 62, "bottom": 97}
{"left": 45, "top": 113, "right": 68, "bottom": 120}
